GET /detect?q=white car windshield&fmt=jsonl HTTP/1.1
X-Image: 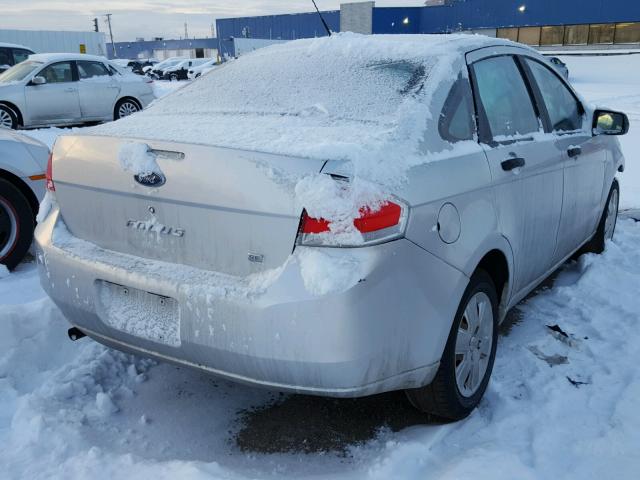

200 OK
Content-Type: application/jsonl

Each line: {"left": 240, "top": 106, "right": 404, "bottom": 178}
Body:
{"left": 0, "top": 61, "right": 43, "bottom": 83}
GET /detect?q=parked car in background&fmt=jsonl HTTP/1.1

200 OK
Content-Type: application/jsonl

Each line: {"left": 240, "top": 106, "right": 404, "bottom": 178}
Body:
{"left": 163, "top": 58, "right": 212, "bottom": 81}
{"left": 148, "top": 57, "right": 188, "bottom": 79}
{"left": 37, "top": 35, "right": 627, "bottom": 421}
{"left": 0, "top": 53, "right": 155, "bottom": 129}
{"left": 187, "top": 59, "right": 218, "bottom": 80}
{"left": 0, "top": 128, "right": 48, "bottom": 269}
{"left": 549, "top": 56, "right": 569, "bottom": 79}
{"left": 130, "top": 59, "right": 157, "bottom": 75}
{"left": 0, "top": 43, "right": 35, "bottom": 74}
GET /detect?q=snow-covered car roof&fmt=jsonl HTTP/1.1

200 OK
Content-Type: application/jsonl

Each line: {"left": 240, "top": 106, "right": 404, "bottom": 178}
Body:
{"left": 28, "top": 53, "right": 110, "bottom": 64}
{"left": 89, "top": 34, "right": 525, "bottom": 166}
{"left": 0, "top": 42, "right": 33, "bottom": 50}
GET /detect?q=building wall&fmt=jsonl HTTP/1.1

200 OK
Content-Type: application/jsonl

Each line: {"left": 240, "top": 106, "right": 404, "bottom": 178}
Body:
{"left": 341, "top": 2, "right": 375, "bottom": 35}
{"left": 0, "top": 29, "right": 107, "bottom": 56}
{"left": 216, "top": 1, "right": 640, "bottom": 41}
{"left": 108, "top": 38, "right": 219, "bottom": 60}
{"left": 417, "top": 0, "right": 640, "bottom": 33}
{"left": 216, "top": 11, "right": 339, "bottom": 42}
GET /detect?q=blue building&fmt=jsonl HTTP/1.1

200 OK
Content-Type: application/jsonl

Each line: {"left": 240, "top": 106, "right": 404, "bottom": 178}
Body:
{"left": 216, "top": 0, "right": 640, "bottom": 49}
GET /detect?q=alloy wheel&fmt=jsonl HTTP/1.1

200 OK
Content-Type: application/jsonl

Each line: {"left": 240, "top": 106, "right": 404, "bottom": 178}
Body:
{"left": 0, "top": 197, "right": 18, "bottom": 259}
{"left": 0, "top": 109, "right": 13, "bottom": 129}
{"left": 118, "top": 101, "right": 139, "bottom": 118}
{"left": 455, "top": 291, "right": 494, "bottom": 398}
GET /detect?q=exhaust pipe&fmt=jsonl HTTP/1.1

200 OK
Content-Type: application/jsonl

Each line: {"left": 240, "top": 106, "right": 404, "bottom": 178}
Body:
{"left": 68, "top": 327, "right": 86, "bottom": 342}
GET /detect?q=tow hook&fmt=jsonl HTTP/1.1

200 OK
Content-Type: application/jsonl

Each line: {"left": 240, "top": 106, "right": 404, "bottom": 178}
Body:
{"left": 68, "top": 327, "right": 86, "bottom": 342}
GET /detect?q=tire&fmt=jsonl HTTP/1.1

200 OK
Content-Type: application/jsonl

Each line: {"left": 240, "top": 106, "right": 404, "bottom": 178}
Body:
{"left": 0, "top": 178, "right": 35, "bottom": 270}
{"left": 405, "top": 269, "right": 499, "bottom": 421}
{"left": 581, "top": 180, "right": 619, "bottom": 255}
{"left": 114, "top": 98, "right": 141, "bottom": 120}
{"left": 0, "top": 105, "right": 18, "bottom": 130}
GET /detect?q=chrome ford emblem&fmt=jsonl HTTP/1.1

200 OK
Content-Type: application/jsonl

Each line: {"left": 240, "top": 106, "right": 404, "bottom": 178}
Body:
{"left": 134, "top": 172, "right": 166, "bottom": 187}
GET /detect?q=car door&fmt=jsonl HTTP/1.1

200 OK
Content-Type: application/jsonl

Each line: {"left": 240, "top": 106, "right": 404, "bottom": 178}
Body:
{"left": 76, "top": 60, "right": 121, "bottom": 121}
{"left": 467, "top": 49, "right": 564, "bottom": 296}
{"left": 520, "top": 57, "right": 607, "bottom": 262}
{"left": 24, "top": 61, "right": 82, "bottom": 125}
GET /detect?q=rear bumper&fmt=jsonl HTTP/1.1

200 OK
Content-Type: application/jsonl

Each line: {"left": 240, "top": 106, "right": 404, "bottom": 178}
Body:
{"left": 35, "top": 206, "right": 468, "bottom": 397}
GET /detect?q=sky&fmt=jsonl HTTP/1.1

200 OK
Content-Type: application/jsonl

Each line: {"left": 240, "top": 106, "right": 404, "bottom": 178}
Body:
{"left": 0, "top": 1, "right": 428, "bottom": 42}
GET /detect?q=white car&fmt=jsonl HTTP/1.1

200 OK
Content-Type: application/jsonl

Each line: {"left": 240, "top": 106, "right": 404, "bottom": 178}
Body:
{"left": 187, "top": 59, "right": 218, "bottom": 80}
{"left": 0, "top": 128, "right": 48, "bottom": 269}
{"left": 0, "top": 42, "right": 35, "bottom": 74}
{"left": 0, "top": 53, "right": 155, "bottom": 130}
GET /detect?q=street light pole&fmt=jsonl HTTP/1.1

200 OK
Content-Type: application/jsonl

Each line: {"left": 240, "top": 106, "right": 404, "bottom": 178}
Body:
{"left": 104, "top": 13, "right": 116, "bottom": 58}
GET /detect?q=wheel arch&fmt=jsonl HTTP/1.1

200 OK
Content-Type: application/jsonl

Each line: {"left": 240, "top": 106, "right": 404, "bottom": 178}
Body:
{"left": 0, "top": 101, "right": 24, "bottom": 127}
{"left": 0, "top": 168, "right": 39, "bottom": 219}
{"left": 465, "top": 237, "right": 514, "bottom": 322}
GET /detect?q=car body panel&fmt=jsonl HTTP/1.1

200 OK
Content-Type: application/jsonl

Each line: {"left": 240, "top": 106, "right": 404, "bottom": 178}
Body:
{"left": 0, "top": 128, "right": 48, "bottom": 201}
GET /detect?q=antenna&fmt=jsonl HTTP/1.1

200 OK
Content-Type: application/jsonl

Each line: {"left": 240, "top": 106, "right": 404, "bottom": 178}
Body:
{"left": 311, "top": 0, "right": 332, "bottom": 36}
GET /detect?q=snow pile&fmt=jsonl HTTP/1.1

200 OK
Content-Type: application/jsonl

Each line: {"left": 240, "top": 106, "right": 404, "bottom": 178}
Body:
{"left": 118, "top": 142, "right": 162, "bottom": 176}
{"left": 0, "top": 264, "right": 9, "bottom": 279}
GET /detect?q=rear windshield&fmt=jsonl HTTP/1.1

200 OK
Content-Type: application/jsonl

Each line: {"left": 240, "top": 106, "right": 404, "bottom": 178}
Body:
{"left": 0, "top": 61, "right": 42, "bottom": 82}
{"left": 148, "top": 53, "right": 432, "bottom": 122}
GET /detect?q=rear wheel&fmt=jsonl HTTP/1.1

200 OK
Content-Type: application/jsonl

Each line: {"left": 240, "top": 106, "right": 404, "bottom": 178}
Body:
{"left": 114, "top": 98, "right": 141, "bottom": 120}
{"left": 0, "top": 105, "right": 18, "bottom": 130}
{"left": 0, "top": 178, "right": 35, "bottom": 270}
{"left": 405, "top": 270, "right": 498, "bottom": 421}
{"left": 583, "top": 180, "right": 619, "bottom": 254}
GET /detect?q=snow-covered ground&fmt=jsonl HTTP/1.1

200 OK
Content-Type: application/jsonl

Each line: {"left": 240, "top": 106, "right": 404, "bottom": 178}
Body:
{"left": 2, "top": 56, "right": 640, "bottom": 480}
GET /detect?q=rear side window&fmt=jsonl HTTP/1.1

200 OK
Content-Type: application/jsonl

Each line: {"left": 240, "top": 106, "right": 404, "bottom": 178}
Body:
{"left": 439, "top": 75, "right": 475, "bottom": 143}
{"left": 77, "top": 61, "right": 110, "bottom": 79}
{"left": 472, "top": 55, "right": 540, "bottom": 141}
{"left": 524, "top": 58, "right": 583, "bottom": 132}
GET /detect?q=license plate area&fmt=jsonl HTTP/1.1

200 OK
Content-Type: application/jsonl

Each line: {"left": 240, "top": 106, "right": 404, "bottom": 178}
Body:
{"left": 96, "top": 281, "right": 181, "bottom": 347}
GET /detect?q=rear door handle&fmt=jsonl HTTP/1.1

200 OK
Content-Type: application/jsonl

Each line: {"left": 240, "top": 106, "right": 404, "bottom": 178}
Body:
{"left": 567, "top": 146, "right": 582, "bottom": 158}
{"left": 64, "top": 87, "right": 77, "bottom": 93}
{"left": 501, "top": 156, "right": 526, "bottom": 171}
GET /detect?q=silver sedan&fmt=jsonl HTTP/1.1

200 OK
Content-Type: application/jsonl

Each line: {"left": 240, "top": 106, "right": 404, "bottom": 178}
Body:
{"left": 0, "top": 53, "right": 155, "bottom": 130}
{"left": 36, "top": 36, "right": 628, "bottom": 420}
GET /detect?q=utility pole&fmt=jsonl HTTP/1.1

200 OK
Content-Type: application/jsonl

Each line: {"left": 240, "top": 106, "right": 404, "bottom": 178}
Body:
{"left": 184, "top": 22, "right": 188, "bottom": 39}
{"left": 104, "top": 13, "right": 116, "bottom": 58}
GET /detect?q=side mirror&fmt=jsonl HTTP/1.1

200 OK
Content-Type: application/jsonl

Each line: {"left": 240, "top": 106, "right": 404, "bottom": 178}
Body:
{"left": 593, "top": 109, "right": 629, "bottom": 136}
{"left": 31, "top": 76, "right": 47, "bottom": 85}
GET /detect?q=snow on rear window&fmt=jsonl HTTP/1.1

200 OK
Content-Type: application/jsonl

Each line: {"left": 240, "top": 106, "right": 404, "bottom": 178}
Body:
{"left": 148, "top": 56, "right": 433, "bottom": 122}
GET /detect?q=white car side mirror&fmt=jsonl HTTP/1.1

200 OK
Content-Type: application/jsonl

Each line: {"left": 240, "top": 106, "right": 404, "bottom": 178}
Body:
{"left": 31, "top": 76, "right": 47, "bottom": 85}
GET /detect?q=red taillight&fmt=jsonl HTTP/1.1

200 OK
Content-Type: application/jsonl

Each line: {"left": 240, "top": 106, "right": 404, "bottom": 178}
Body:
{"left": 299, "top": 200, "right": 406, "bottom": 246}
{"left": 354, "top": 202, "right": 402, "bottom": 233}
{"left": 46, "top": 152, "right": 55, "bottom": 191}
{"left": 301, "top": 212, "right": 331, "bottom": 234}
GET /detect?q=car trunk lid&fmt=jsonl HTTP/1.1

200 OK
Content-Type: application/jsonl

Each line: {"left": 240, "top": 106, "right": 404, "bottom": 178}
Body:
{"left": 51, "top": 135, "right": 325, "bottom": 276}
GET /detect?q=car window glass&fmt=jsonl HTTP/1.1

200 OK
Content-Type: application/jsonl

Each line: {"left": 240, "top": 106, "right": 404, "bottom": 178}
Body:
{"left": 525, "top": 58, "right": 583, "bottom": 132}
{"left": 473, "top": 55, "right": 539, "bottom": 140}
{"left": 12, "top": 49, "right": 31, "bottom": 64}
{"left": 0, "top": 48, "right": 11, "bottom": 66}
{"left": 39, "top": 62, "right": 74, "bottom": 83}
{"left": 77, "top": 61, "right": 110, "bottom": 79}
{"left": 439, "top": 75, "right": 475, "bottom": 143}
